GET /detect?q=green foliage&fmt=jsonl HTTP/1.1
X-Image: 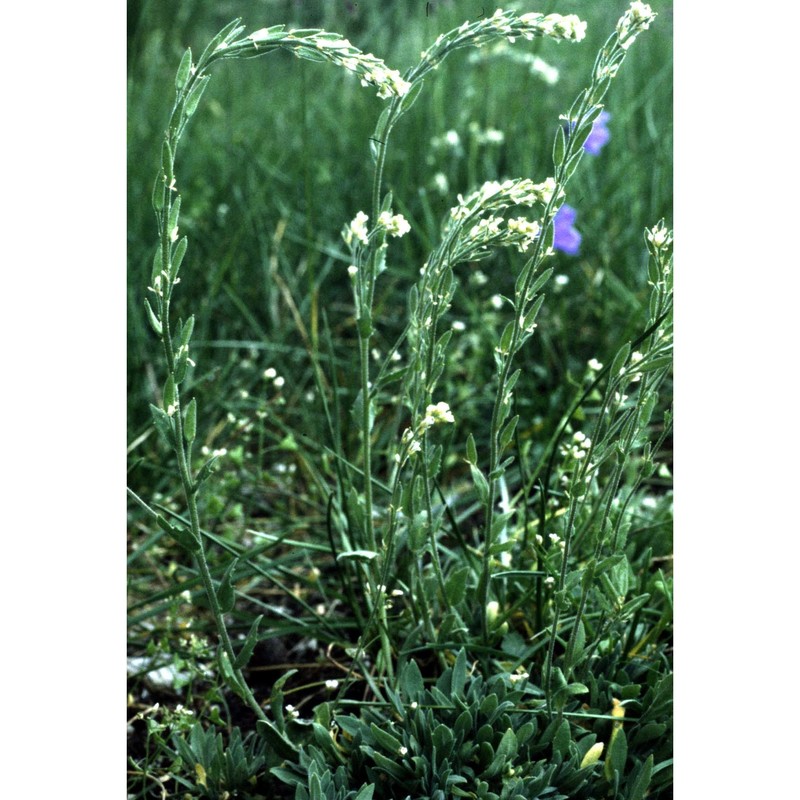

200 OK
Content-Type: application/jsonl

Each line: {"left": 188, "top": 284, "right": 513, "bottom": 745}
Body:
{"left": 171, "top": 723, "right": 267, "bottom": 798}
{"left": 274, "top": 652, "right": 670, "bottom": 799}
{"left": 128, "top": 3, "right": 672, "bottom": 798}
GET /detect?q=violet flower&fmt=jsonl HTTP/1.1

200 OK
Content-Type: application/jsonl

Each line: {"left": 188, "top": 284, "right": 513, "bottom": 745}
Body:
{"left": 583, "top": 110, "right": 611, "bottom": 155}
{"left": 553, "top": 204, "right": 582, "bottom": 255}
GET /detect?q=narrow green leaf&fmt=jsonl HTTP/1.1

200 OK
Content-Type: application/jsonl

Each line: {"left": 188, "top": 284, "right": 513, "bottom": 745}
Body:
{"left": 149, "top": 404, "right": 175, "bottom": 449}
{"left": 256, "top": 719, "right": 300, "bottom": 761}
{"left": 144, "top": 299, "right": 162, "bottom": 336}
{"left": 552, "top": 718, "right": 571, "bottom": 758}
{"left": 194, "top": 456, "right": 218, "bottom": 489}
{"left": 628, "top": 754, "right": 654, "bottom": 800}
{"left": 175, "top": 47, "right": 193, "bottom": 92}
{"left": 370, "top": 723, "right": 403, "bottom": 754}
{"left": 233, "top": 614, "right": 264, "bottom": 669}
{"left": 155, "top": 514, "right": 200, "bottom": 553}
{"left": 497, "top": 320, "right": 515, "bottom": 355}
{"left": 184, "top": 398, "right": 197, "bottom": 443}
{"left": 498, "top": 415, "right": 519, "bottom": 454}
{"left": 336, "top": 549, "right": 379, "bottom": 563}
{"left": 163, "top": 375, "right": 176, "bottom": 409}
{"left": 199, "top": 18, "right": 244, "bottom": 65}
{"left": 445, "top": 564, "right": 470, "bottom": 606}
{"left": 485, "top": 727, "right": 518, "bottom": 778}
{"left": 466, "top": 433, "right": 478, "bottom": 465}
{"left": 167, "top": 196, "right": 182, "bottom": 239}
{"left": 399, "top": 658, "right": 424, "bottom": 701}
{"left": 451, "top": 649, "right": 467, "bottom": 698}
{"left": 171, "top": 236, "right": 188, "bottom": 279}
{"left": 354, "top": 784, "right": 375, "bottom": 800}
{"left": 610, "top": 342, "right": 632, "bottom": 380}
{"left": 161, "top": 138, "right": 174, "bottom": 181}
{"left": 185, "top": 74, "right": 210, "bottom": 118}
{"left": 217, "top": 557, "right": 239, "bottom": 613}
{"left": 553, "top": 124, "right": 566, "bottom": 167}
{"left": 604, "top": 728, "right": 628, "bottom": 783}
{"left": 469, "top": 463, "right": 490, "bottom": 505}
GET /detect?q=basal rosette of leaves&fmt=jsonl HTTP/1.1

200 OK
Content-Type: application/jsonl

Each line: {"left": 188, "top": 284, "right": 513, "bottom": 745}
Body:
{"left": 272, "top": 651, "right": 670, "bottom": 800}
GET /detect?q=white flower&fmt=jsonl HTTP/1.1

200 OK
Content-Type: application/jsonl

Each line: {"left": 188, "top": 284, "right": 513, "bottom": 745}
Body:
{"left": 325, "top": 679, "right": 339, "bottom": 690}
{"left": 539, "top": 13, "right": 587, "bottom": 42}
{"left": 425, "top": 401, "right": 455, "bottom": 424}
{"left": 347, "top": 264, "right": 358, "bottom": 277}
{"left": 273, "top": 376, "right": 285, "bottom": 388}
{"left": 264, "top": 367, "right": 277, "bottom": 379}
{"left": 617, "top": 2, "right": 656, "bottom": 49}
{"left": 345, "top": 211, "right": 370, "bottom": 246}
{"left": 378, "top": 211, "right": 411, "bottom": 237}
{"left": 647, "top": 222, "right": 672, "bottom": 248}
{"left": 588, "top": 358, "right": 603, "bottom": 371}
{"left": 398, "top": 746, "right": 408, "bottom": 756}
{"left": 509, "top": 671, "right": 530, "bottom": 684}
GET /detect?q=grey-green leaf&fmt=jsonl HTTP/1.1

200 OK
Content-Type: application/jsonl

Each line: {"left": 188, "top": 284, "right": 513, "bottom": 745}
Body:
{"left": 175, "top": 47, "right": 193, "bottom": 92}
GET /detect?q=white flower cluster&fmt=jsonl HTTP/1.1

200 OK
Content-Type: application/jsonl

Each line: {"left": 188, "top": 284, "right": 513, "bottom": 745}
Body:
{"left": 420, "top": 9, "right": 586, "bottom": 69}
{"left": 359, "top": 65, "right": 411, "bottom": 99}
{"left": 378, "top": 211, "right": 411, "bottom": 238}
{"left": 451, "top": 177, "right": 561, "bottom": 221}
{"left": 343, "top": 210, "right": 370, "bottom": 247}
{"left": 647, "top": 222, "right": 672, "bottom": 249}
{"left": 248, "top": 28, "right": 411, "bottom": 99}
{"left": 616, "top": 2, "right": 657, "bottom": 49}
{"left": 507, "top": 217, "right": 542, "bottom": 252}
{"left": 396, "top": 402, "right": 455, "bottom": 464}
{"left": 520, "top": 13, "right": 587, "bottom": 43}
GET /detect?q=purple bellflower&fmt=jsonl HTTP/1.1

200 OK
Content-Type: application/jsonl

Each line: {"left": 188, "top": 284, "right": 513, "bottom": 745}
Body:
{"left": 583, "top": 110, "right": 611, "bottom": 155}
{"left": 553, "top": 204, "right": 582, "bottom": 256}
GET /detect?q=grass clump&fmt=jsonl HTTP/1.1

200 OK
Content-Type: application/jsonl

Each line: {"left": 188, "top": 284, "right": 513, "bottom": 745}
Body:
{"left": 128, "top": 3, "right": 672, "bottom": 798}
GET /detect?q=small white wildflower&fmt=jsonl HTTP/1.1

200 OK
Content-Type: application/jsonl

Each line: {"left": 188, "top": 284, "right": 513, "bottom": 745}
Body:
{"left": 410, "top": 701, "right": 419, "bottom": 710}
{"left": 535, "top": 534, "right": 544, "bottom": 546}
{"left": 588, "top": 358, "right": 603, "bottom": 371}
{"left": 347, "top": 264, "right": 358, "bottom": 277}
{"left": 325, "top": 679, "right": 339, "bottom": 691}
{"left": 273, "top": 376, "right": 285, "bottom": 389}
{"left": 451, "top": 320, "right": 466, "bottom": 332}
{"left": 425, "top": 401, "right": 455, "bottom": 424}
{"left": 573, "top": 431, "right": 586, "bottom": 443}
{"left": 647, "top": 222, "right": 672, "bottom": 248}
{"left": 631, "top": 351, "right": 644, "bottom": 364}
{"left": 490, "top": 294, "right": 504, "bottom": 310}
{"left": 378, "top": 211, "right": 411, "bottom": 237}
{"left": 616, "top": 2, "right": 656, "bottom": 49}
{"left": 264, "top": 367, "right": 277, "bottom": 380}
{"left": 544, "top": 576, "right": 556, "bottom": 587}
{"left": 398, "top": 746, "right": 408, "bottom": 756}
{"left": 166, "top": 404, "right": 177, "bottom": 417}
{"left": 555, "top": 274, "right": 569, "bottom": 287}
{"left": 345, "top": 211, "right": 370, "bottom": 246}
{"left": 432, "top": 172, "right": 449, "bottom": 195}
{"left": 548, "top": 533, "right": 561, "bottom": 544}
{"left": 445, "top": 129, "right": 461, "bottom": 148}
{"left": 286, "top": 704, "right": 300, "bottom": 719}
{"left": 509, "top": 671, "right": 530, "bottom": 684}
{"left": 471, "top": 270, "right": 488, "bottom": 286}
